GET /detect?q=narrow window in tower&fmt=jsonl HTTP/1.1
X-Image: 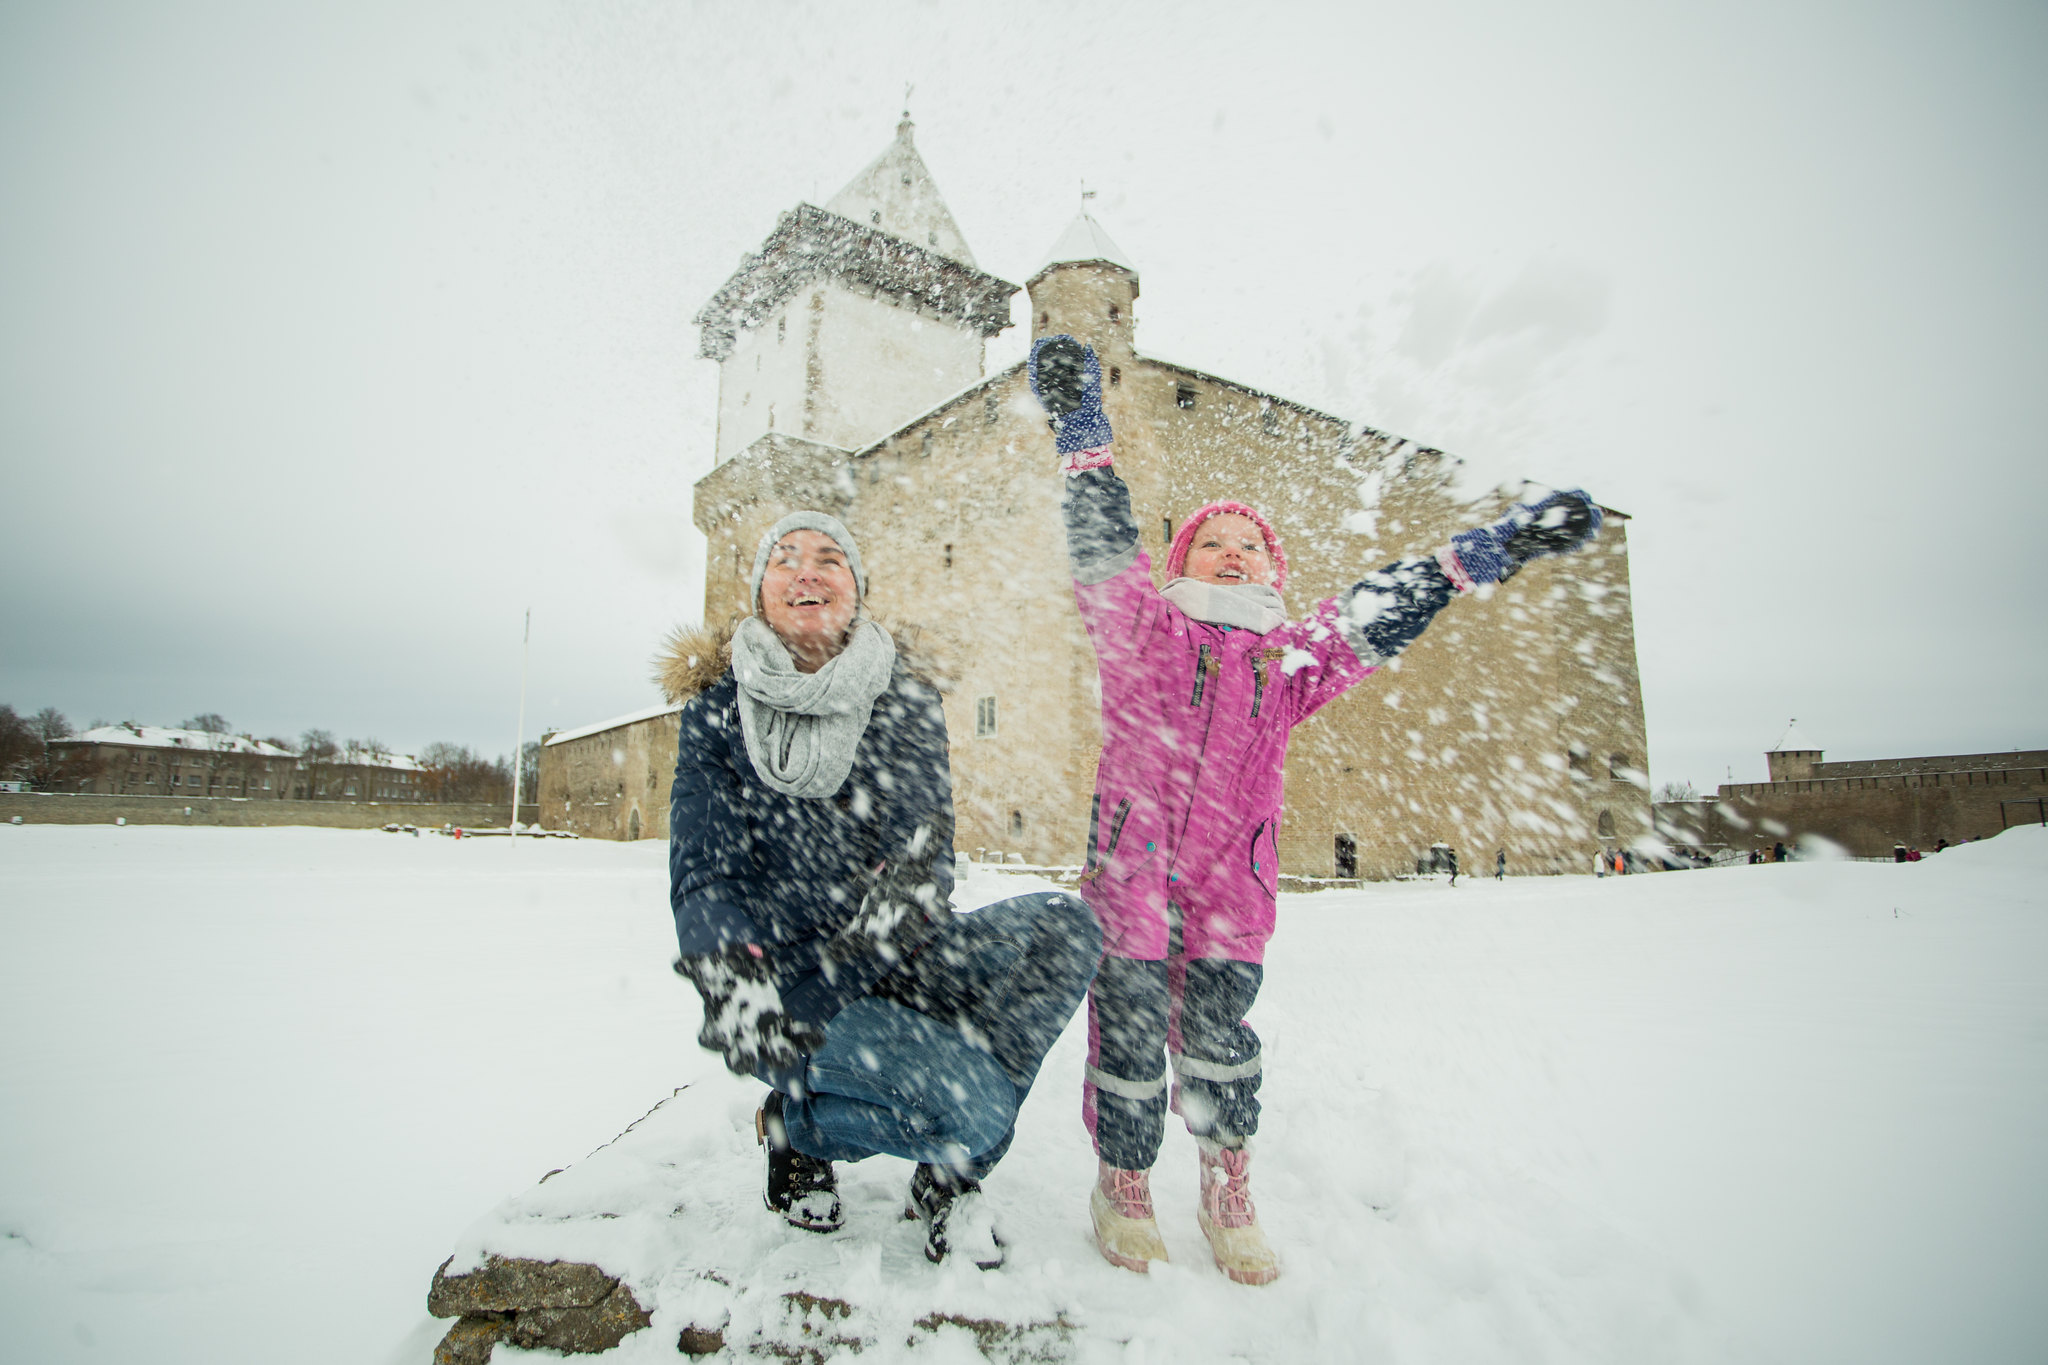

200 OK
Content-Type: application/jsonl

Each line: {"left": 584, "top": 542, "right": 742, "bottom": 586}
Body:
{"left": 1039, "top": 311, "right": 1049, "bottom": 326}
{"left": 1109, "top": 304, "right": 1120, "bottom": 323}
{"left": 975, "top": 696, "right": 997, "bottom": 738}
{"left": 777, "top": 315, "right": 786, "bottom": 343}
{"left": 1176, "top": 385, "right": 1197, "bottom": 409}
{"left": 1163, "top": 516, "right": 1173, "bottom": 545}
{"left": 920, "top": 431, "right": 934, "bottom": 458}
{"left": 1110, "top": 366, "right": 1121, "bottom": 387}
{"left": 1010, "top": 810, "right": 1025, "bottom": 837}
{"left": 943, "top": 544, "right": 953, "bottom": 569}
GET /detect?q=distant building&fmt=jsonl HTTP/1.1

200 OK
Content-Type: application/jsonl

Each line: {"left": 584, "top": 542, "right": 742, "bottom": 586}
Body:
{"left": 49, "top": 724, "right": 429, "bottom": 803}
{"left": 543, "top": 120, "right": 1653, "bottom": 875}
{"left": 536, "top": 704, "right": 681, "bottom": 842}
{"left": 1656, "top": 746, "right": 2048, "bottom": 857}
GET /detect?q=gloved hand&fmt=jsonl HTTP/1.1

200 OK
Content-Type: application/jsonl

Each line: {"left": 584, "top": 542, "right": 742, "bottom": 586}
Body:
{"left": 824, "top": 865, "right": 951, "bottom": 968}
{"left": 1445, "top": 488, "right": 1602, "bottom": 587}
{"left": 674, "top": 944, "right": 826, "bottom": 1079}
{"left": 1028, "top": 335, "right": 1114, "bottom": 470}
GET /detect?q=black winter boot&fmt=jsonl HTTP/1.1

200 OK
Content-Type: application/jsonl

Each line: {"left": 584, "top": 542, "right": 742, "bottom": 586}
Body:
{"left": 905, "top": 1163, "right": 1005, "bottom": 1269}
{"left": 757, "top": 1091, "right": 842, "bottom": 1233}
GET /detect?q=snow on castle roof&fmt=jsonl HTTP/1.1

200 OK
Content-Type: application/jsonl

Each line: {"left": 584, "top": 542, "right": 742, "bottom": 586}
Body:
{"left": 823, "top": 117, "right": 978, "bottom": 268}
{"left": 1034, "top": 211, "right": 1138, "bottom": 280}
{"left": 543, "top": 702, "right": 683, "bottom": 748}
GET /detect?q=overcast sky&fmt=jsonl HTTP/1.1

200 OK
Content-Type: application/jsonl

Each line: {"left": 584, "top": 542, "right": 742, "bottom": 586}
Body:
{"left": 3, "top": 0, "right": 2042, "bottom": 791}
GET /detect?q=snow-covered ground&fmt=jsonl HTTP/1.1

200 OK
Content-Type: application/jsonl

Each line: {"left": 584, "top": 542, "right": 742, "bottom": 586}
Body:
{"left": 2, "top": 825, "right": 2043, "bottom": 1364}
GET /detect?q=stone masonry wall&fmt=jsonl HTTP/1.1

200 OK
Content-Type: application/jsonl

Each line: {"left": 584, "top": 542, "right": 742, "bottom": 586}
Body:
{"left": 681, "top": 260, "right": 1651, "bottom": 876}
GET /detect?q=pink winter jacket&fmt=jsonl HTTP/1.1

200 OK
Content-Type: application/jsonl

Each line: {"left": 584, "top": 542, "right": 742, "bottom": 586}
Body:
{"left": 1063, "top": 463, "right": 1462, "bottom": 963}
{"left": 1073, "top": 548, "right": 1373, "bottom": 964}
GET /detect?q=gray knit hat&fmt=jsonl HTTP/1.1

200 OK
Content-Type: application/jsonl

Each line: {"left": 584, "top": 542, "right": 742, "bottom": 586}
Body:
{"left": 750, "top": 511, "right": 866, "bottom": 612}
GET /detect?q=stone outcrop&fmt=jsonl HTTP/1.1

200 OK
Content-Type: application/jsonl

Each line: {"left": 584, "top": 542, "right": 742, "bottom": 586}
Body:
{"left": 428, "top": 1255, "right": 651, "bottom": 1362}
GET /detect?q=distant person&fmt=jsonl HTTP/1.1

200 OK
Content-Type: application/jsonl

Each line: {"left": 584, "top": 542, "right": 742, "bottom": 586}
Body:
{"left": 1893, "top": 844, "right": 1908, "bottom": 864}
{"left": 1495, "top": 849, "right": 1506, "bottom": 881}
{"left": 1773, "top": 841, "right": 1787, "bottom": 863}
{"left": 1906, "top": 847, "right": 1923, "bottom": 862}
{"left": 1935, "top": 837, "right": 1949, "bottom": 853}
{"left": 1594, "top": 850, "right": 1608, "bottom": 878}
{"left": 1447, "top": 848, "right": 1460, "bottom": 887}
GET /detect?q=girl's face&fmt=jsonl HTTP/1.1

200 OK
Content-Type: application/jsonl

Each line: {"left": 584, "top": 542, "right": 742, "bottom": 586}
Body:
{"left": 1182, "top": 513, "right": 1273, "bottom": 587}
{"left": 760, "top": 530, "right": 858, "bottom": 668}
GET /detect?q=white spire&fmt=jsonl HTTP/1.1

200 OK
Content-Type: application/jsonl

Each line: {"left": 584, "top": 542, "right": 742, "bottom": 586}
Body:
{"left": 823, "top": 118, "right": 977, "bottom": 266}
{"left": 1035, "top": 211, "right": 1137, "bottom": 279}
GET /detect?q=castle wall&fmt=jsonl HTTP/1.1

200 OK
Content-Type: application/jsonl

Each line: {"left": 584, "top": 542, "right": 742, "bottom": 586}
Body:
{"left": 535, "top": 713, "right": 683, "bottom": 841}
{"left": 715, "top": 281, "right": 987, "bottom": 464}
{"left": 1692, "top": 763, "right": 2047, "bottom": 857}
{"left": 807, "top": 282, "right": 985, "bottom": 454}
{"left": 680, "top": 262, "right": 1652, "bottom": 878}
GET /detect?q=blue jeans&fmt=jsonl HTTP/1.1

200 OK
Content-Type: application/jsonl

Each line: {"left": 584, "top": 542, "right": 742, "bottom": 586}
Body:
{"left": 776, "top": 891, "right": 1101, "bottom": 1179}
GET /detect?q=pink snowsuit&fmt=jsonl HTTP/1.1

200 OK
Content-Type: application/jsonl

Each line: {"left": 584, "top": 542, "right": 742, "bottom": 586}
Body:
{"left": 1073, "top": 553, "right": 1372, "bottom": 964}
{"left": 1060, "top": 461, "right": 1463, "bottom": 1168}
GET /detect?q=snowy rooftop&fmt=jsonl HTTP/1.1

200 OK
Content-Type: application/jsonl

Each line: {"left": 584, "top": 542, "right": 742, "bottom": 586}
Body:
{"left": 544, "top": 702, "right": 682, "bottom": 748}
{"left": 1034, "top": 210, "right": 1137, "bottom": 279}
{"left": 71, "top": 725, "right": 298, "bottom": 758}
{"left": 69, "top": 724, "right": 424, "bottom": 769}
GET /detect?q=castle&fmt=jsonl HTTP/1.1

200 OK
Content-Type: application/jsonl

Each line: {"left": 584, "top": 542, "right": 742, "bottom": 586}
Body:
{"left": 539, "top": 120, "right": 1652, "bottom": 879}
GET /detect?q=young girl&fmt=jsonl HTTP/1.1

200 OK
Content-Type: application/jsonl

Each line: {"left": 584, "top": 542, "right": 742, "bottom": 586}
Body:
{"left": 1027, "top": 335, "right": 1601, "bottom": 1284}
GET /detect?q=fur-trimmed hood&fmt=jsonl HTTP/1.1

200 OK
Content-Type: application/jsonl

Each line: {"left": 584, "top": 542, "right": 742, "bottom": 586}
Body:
{"left": 654, "top": 616, "right": 953, "bottom": 705}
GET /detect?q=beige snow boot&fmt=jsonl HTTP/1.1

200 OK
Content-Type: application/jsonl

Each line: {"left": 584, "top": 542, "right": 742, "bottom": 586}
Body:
{"left": 1090, "top": 1161, "right": 1169, "bottom": 1273}
{"left": 1196, "top": 1139, "right": 1280, "bottom": 1285}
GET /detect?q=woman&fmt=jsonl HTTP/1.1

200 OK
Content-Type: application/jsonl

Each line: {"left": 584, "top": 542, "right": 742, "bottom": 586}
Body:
{"left": 1028, "top": 335, "right": 1601, "bottom": 1284}
{"left": 664, "top": 511, "right": 1099, "bottom": 1270}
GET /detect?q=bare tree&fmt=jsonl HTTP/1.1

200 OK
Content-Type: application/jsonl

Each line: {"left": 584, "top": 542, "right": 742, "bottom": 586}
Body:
{"left": 0, "top": 705, "right": 37, "bottom": 779}
{"left": 182, "top": 713, "right": 231, "bottom": 734}
{"left": 1654, "top": 779, "right": 1700, "bottom": 803}
{"left": 13, "top": 708, "right": 101, "bottom": 791}
{"left": 419, "top": 742, "right": 510, "bottom": 804}
{"left": 299, "top": 729, "right": 338, "bottom": 799}
{"left": 520, "top": 740, "right": 541, "bottom": 807}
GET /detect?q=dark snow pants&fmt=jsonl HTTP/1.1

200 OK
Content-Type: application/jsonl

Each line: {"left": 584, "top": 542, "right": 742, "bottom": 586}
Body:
{"left": 774, "top": 891, "right": 1101, "bottom": 1180}
{"left": 1083, "top": 935, "right": 1265, "bottom": 1170}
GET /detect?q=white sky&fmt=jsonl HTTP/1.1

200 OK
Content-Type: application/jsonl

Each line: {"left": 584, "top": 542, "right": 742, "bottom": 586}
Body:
{"left": 3, "top": 0, "right": 2042, "bottom": 789}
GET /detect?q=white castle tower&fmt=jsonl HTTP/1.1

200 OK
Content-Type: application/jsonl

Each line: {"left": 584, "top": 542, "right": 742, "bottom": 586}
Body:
{"left": 692, "top": 118, "right": 1018, "bottom": 463}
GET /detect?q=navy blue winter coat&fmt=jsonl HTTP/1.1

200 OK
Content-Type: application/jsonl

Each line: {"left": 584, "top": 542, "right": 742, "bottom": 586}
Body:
{"left": 664, "top": 623, "right": 956, "bottom": 1033}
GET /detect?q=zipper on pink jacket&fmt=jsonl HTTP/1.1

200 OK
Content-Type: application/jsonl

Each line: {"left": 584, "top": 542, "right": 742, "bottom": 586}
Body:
{"left": 1191, "top": 644, "right": 1214, "bottom": 706}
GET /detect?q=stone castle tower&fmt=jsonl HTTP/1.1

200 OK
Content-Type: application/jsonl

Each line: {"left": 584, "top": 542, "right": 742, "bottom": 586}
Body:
{"left": 546, "top": 123, "right": 1653, "bottom": 877}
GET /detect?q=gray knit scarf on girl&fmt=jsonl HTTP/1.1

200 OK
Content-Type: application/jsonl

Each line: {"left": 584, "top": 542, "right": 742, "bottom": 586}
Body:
{"left": 1159, "top": 578, "right": 1288, "bottom": 634}
{"left": 729, "top": 615, "right": 897, "bottom": 799}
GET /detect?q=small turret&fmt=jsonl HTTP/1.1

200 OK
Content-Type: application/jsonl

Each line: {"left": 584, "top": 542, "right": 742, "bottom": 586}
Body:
{"left": 1026, "top": 212, "right": 1138, "bottom": 370}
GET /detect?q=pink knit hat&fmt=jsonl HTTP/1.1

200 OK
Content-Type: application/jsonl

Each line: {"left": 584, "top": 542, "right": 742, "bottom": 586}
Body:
{"left": 1166, "top": 501, "right": 1288, "bottom": 592}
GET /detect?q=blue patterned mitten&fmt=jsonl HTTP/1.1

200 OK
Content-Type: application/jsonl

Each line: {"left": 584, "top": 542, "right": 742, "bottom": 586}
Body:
{"left": 1028, "top": 335, "right": 1114, "bottom": 469}
{"left": 1445, "top": 489, "right": 1602, "bottom": 589}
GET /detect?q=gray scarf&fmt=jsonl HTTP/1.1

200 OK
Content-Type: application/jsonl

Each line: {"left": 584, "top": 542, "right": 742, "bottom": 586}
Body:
{"left": 729, "top": 615, "right": 897, "bottom": 798}
{"left": 1160, "top": 578, "right": 1288, "bottom": 634}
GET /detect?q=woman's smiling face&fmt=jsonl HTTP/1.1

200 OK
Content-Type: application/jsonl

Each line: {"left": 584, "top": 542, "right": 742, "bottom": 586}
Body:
{"left": 1182, "top": 513, "right": 1274, "bottom": 587}
{"left": 760, "top": 530, "right": 858, "bottom": 668}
